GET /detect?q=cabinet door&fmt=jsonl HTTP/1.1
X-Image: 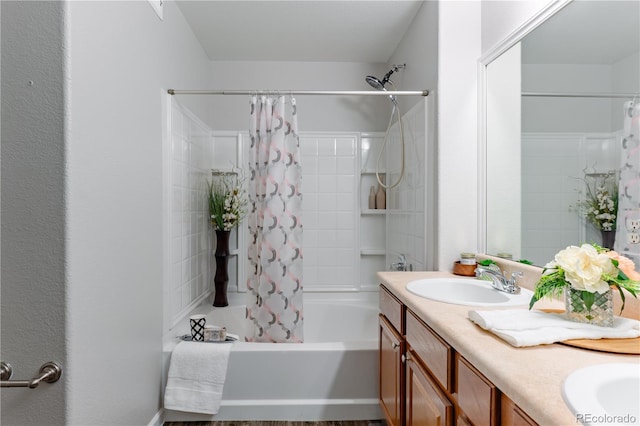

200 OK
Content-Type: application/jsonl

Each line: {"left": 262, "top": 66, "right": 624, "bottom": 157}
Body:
{"left": 501, "top": 394, "right": 538, "bottom": 426}
{"left": 406, "top": 348, "right": 453, "bottom": 426}
{"left": 455, "top": 354, "right": 499, "bottom": 426}
{"left": 379, "top": 314, "right": 403, "bottom": 426}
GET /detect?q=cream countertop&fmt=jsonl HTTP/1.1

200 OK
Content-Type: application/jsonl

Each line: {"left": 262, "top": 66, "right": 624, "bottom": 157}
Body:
{"left": 377, "top": 271, "right": 640, "bottom": 426}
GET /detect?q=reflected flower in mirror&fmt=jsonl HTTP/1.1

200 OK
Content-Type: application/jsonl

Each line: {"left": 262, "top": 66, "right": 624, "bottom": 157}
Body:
{"left": 572, "top": 171, "right": 618, "bottom": 232}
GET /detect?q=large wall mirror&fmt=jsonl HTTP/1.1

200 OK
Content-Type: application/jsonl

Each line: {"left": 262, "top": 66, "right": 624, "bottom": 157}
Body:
{"left": 481, "top": 0, "right": 640, "bottom": 267}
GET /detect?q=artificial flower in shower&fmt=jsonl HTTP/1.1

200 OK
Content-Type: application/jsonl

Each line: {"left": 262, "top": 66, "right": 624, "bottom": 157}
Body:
{"left": 207, "top": 170, "right": 247, "bottom": 231}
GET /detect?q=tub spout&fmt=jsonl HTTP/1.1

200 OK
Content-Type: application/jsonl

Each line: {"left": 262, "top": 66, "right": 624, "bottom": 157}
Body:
{"left": 391, "top": 254, "right": 412, "bottom": 271}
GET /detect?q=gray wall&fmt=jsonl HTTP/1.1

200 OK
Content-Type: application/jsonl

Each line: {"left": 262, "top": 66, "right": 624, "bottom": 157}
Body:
{"left": 1, "top": 2, "right": 67, "bottom": 424}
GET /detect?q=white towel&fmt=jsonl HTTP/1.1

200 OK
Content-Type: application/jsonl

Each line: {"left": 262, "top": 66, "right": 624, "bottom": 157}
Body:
{"left": 164, "top": 341, "right": 233, "bottom": 414}
{"left": 468, "top": 309, "right": 640, "bottom": 347}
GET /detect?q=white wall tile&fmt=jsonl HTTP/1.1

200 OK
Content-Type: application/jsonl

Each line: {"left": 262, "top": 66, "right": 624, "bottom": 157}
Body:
{"left": 168, "top": 99, "right": 214, "bottom": 325}
{"left": 521, "top": 133, "right": 619, "bottom": 265}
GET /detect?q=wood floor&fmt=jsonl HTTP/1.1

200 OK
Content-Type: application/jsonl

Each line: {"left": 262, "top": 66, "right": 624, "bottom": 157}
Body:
{"left": 164, "top": 421, "right": 385, "bottom": 426}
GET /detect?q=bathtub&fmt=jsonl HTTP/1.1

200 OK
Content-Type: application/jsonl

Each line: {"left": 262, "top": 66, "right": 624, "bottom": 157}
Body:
{"left": 163, "top": 299, "right": 382, "bottom": 422}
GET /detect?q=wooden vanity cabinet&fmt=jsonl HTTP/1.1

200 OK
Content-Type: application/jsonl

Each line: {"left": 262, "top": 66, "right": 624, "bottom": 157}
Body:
{"left": 379, "top": 286, "right": 405, "bottom": 426}
{"left": 405, "top": 310, "right": 454, "bottom": 426}
{"left": 379, "top": 284, "right": 537, "bottom": 426}
{"left": 380, "top": 314, "right": 404, "bottom": 425}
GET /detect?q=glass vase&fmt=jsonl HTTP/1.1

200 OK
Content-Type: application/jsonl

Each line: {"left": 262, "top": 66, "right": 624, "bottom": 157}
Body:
{"left": 564, "top": 287, "right": 614, "bottom": 327}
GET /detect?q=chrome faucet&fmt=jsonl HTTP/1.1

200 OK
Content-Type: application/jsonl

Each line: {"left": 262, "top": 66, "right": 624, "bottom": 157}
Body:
{"left": 391, "top": 254, "right": 412, "bottom": 271}
{"left": 474, "top": 267, "right": 523, "bottom": 294}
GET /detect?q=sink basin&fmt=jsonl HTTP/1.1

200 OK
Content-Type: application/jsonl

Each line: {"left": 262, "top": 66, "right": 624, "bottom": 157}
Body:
{"left": 405, "top": 278, "right": 533, "bottom": 307}
{"left": 563, "top": 363, "right": 640, "bottom": 425}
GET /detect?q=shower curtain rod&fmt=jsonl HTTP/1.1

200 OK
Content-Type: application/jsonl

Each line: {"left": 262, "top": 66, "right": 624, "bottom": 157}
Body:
{"left": 167, "top": 89, "right": 429, "bottom": 96}
{"left": 522, "top": 91, "right": 639, "bottom": 99}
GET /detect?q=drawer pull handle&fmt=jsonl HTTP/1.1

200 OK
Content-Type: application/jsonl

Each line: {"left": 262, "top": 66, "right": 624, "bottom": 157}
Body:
{"left": 401, "top": 354, "right": 411, "bottom": 363}
{"left": 392, "top": 342, "right": 400, "bottom": 350}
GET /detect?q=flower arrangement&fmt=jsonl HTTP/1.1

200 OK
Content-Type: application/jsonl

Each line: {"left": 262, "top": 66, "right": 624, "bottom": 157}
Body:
{"left": 529, "top": 243, "right": 640, "bottom": 315}
{"left": 207, "top": 171, "right": 247, "bottom": 231}
{"left": 573, "top": 173, "right": 618, "bottom": 231}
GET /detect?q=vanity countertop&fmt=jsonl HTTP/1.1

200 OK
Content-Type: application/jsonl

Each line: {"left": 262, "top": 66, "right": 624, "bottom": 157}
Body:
{"left": 377, "top": 271, "right": 639, "bottom": 426}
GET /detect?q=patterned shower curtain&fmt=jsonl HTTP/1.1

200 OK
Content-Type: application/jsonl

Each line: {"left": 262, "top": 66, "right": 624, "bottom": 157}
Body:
{"left": 246, "top": 95, "right": 304, "bottom": 343}
{"left": 615, "top": 101, "right": 640, "bottom": 268}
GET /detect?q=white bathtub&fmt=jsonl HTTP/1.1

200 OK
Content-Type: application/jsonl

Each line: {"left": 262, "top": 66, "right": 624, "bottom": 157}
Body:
{"left": 163, "top": 299, "right": 382, "bottom": 422}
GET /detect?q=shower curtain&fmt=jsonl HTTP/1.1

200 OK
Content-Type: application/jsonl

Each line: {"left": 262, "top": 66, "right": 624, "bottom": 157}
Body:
{"left": 246, "top": 95, "right": 304, "bottom": 343}
{"left": 615, "top": 101, "right": 640, "bottom": 268}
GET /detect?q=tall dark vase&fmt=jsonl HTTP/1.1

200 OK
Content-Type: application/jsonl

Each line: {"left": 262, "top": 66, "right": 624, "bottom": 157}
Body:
{"left": 213, "top": 230, "right": 231, "bottom": 307}
{"left": 601, "top": 230, "right": 616, "bottom": 250}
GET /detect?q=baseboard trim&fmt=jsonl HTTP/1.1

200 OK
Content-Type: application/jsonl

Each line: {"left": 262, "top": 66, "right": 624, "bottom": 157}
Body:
{"left": 148, "top": 409, "right": 164, "bottom": 426}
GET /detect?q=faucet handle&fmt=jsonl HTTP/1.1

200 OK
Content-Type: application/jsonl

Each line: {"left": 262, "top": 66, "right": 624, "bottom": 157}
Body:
{"left": 506, "top": 271, "right": 523, "bottom": 293}
{"left": 510, "top": 271, "right": 523, "bottom": 282}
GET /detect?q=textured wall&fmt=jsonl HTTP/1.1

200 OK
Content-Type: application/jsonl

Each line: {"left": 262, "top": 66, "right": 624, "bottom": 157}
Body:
{"left": 1, "top": 1, "right": 67, "bottom": 424}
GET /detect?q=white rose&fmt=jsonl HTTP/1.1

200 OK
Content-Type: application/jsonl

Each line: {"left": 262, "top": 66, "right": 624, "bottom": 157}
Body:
{"left": 554, "top": 244, "right": 616, "bottom": 294}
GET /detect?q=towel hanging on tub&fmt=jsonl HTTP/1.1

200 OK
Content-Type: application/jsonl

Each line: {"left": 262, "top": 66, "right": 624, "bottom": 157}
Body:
{"left": 164, "top": 341, "right": 232, "bottom": 414}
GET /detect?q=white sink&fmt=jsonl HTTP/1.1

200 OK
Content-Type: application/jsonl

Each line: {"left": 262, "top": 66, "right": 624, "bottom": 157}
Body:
{"left": 405, "top": 278, "right": 533, "bottom": 307}
{"left": 563, "top": 363, "right": 640, "bottom": 425}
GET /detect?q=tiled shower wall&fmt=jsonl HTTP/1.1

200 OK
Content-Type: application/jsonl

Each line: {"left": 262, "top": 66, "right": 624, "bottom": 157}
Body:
{"left": 299, "top": 134, "right": 359, "bottom": 291}
{"left": 386, "top": 99, "right": 433, "bottom": 271}
{"left": 521, "top": 132, "right": 619, "bottom": 266}
{"left": 166, "top": 99, "right": 214, "bottom": 328}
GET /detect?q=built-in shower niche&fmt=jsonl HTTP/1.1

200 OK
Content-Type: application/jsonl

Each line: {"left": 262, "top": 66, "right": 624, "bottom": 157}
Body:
{"left": 360, "top": 133, "right": 388, "bottom": 284}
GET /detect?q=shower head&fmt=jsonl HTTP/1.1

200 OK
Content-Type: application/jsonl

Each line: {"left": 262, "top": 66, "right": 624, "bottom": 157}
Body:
{"left": 365, "top": 75, "right": 386, "bottom": 91}
{"left": 365, "top": 64, "right": 406, "bottom": 91}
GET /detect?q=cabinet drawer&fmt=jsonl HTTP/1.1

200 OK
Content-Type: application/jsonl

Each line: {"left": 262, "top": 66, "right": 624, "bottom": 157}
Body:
{"left": 380, "top": 285, "right": 404, "bottom": 333}
{"left": 406, "top": 309, "right": 452, "bottom": 392}
{"left": 456, "top": 354, "right": 499, "bottom": 426}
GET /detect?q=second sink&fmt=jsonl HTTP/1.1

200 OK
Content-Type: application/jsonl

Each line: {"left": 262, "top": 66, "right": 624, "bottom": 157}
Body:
{"left": 406, "top": 278, "right": 533, "bottom": 307}
{"left": 563, "top": 363, "right": 640, "bottom": 425}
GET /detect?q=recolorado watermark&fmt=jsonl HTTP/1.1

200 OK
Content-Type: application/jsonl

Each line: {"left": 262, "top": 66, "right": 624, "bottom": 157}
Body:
{"left": 576, "top": 413, "right": 638, "bottom": 424}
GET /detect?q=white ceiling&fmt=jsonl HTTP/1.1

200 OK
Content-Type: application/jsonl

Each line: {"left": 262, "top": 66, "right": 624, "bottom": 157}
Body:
{"left": 522, "top": 0, "right": 640, "bottom": 65}
{"left": 176, "top": 0, "right": 424, "bottom": 62}
{"left": 177, "top": 1, "right": 639, "bottom": 65}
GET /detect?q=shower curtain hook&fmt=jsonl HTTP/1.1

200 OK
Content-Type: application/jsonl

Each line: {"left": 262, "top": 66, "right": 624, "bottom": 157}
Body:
{"left": 628, "top": 95, "right": 638, "bottom": 117}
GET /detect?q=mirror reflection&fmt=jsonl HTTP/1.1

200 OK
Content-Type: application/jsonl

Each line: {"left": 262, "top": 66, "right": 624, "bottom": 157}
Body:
{"left": 485, "top": 0, "right": 640, "bottom": 267}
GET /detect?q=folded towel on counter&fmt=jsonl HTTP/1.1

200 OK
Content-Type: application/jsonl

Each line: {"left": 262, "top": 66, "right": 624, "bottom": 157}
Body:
{"left": 468, "top": 309, "right": 640, "bottom": 347}
{"left": 164, "top": 341, "right": 233, "bottom": 414}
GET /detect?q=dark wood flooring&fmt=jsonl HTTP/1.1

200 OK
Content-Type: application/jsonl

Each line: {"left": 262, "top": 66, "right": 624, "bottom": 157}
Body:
{"left": 164, "top": 421, "right": 385, "bottom": 426}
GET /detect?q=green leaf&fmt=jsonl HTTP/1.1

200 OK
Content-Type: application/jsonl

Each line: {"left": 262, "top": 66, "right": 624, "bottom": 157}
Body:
{"left": 478, "top": 259, "right": 496, "bottom": 266}
{"left": 528, "top": 294, "right": 539, "bottom": 310}
{"left": 615, "top": 284, "right": 626, "bottom": 315}
{"left": 581, "top": 291, "right": 595, "bottom": 311}
{"left": 529, "top": 269, "right": 567, "bottom": 309}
